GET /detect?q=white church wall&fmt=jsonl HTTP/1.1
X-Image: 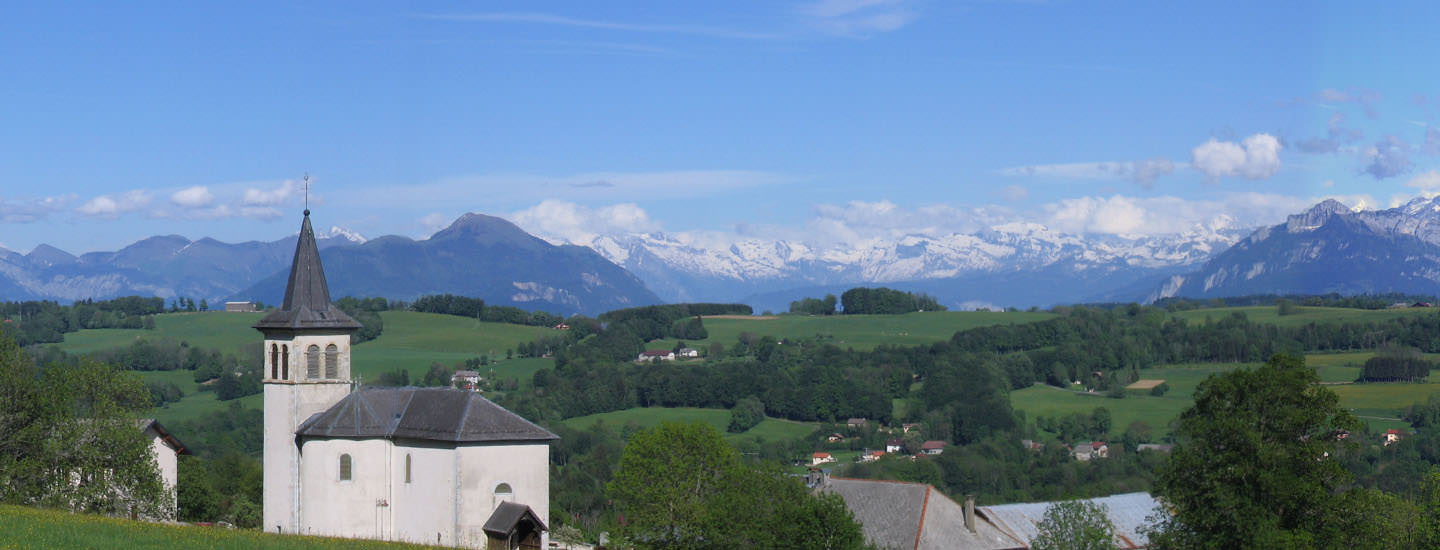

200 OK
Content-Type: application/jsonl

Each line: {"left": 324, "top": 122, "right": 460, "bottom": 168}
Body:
{"left": 455, "top": 443, "right": 551, "bottom": 549}
{"left": 389, "top": 440, "right": 462, "bottom": 547}
{"left": 299, "top": 438, "right": 392, "bottom": 539}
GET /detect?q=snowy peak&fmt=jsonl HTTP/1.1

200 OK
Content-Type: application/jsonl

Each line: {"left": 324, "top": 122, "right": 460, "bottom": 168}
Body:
{"left": 322, "top": 226, "right": 367, "bottom": 244}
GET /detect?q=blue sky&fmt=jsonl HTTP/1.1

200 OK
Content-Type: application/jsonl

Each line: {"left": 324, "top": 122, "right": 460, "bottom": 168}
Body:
{"left": 3, "top": 1, "right": 1440, "bottom": 252}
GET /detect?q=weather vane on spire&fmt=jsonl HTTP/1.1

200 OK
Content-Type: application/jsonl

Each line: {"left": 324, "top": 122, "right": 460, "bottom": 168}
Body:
{"left": 303, "top": 173, "right": 310, "bottom": 216}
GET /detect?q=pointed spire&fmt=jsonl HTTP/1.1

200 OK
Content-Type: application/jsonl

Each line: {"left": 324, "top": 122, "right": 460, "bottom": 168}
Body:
{"left": 254, "top": 211, "right": 360, "bottom": 331}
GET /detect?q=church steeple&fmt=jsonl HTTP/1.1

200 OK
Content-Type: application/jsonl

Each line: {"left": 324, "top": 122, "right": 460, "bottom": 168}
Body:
{"left": 253, "top": 210, "right": 360, "bottom": 331}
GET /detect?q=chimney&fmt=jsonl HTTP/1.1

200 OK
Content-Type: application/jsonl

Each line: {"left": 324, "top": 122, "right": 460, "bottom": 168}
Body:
{"left": 964, "top": 494, "right": 976, "bottom": 533}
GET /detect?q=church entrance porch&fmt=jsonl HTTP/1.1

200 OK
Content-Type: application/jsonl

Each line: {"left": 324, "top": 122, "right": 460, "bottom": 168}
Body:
{"left": 482, "top": 502, "right": 547, "bottom": 550}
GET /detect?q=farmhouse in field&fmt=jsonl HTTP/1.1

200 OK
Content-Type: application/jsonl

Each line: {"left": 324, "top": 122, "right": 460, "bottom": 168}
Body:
{"left": 451, "top": 370, "right": 482, "bottom": 391}
{"left": 1072, "top": 442, "right": 1109, "bottom": 461}
{"left": 224, "top": 301, "right": 257, "bottom": 312}
{"left": 636, "top": 349, "right": 675, "bottom": 362}
{"left": 921, "top": 440, "right": 946, "bottom": 455}
{"left": 812, "top": 452, "right": 836, "bottom": 465}
{"left": 260, "top": 210, "right": 556, "bottom": 549}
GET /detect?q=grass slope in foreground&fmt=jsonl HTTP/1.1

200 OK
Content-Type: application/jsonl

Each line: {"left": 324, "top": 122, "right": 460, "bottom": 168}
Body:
{"left": 648, "top": 310, "right": 1056, "bottom": 352}
{"left": 0, "top": 504, "right": 438, "bottom": 550}
{"left": 559, "top": 407, "right": 817, "bottom": 445}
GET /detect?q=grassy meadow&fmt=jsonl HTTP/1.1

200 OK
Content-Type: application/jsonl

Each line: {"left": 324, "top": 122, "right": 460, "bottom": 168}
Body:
{"left": 647, "top": 310, "right": 1056, "bottom": 352}
{"left": 0, "top": 504, "right": 441, "bottom": 550}
{"left": 53, "top": 311, "right": 556, "bottom": 425}
{"left": 558, "top": 406, "right": 818, "bottom": 445}
{"left": 1012, "top": 352, "right": 1440, "bottom": 441}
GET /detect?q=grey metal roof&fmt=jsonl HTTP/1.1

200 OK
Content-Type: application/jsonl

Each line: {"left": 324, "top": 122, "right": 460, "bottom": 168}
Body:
{"left": 295, "top": 387, "right": 559, "bottom": 444}
{"left": 980, "top": 492, "right": 1161, "bottom": 549}
{"left": 482, "top": 501, "right": 548, "bottom": 537}
{"left": 821, "top": 477, "right": 1025, "bottom": 550}
{"left": 253, "top": 211, "right": 361, "bottom": 331}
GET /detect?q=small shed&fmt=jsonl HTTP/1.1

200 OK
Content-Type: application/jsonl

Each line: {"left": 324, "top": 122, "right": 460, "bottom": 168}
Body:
{"left": 483, "top": 501, "right": 547, "bottom": 550}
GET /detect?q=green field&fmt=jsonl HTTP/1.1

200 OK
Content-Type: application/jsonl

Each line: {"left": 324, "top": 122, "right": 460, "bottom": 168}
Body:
{"left": 350, "top": 311, "right": 555, "bottom": 385}
{"left": 1170, "top": 305, "right": 1438, "bottom": 327}
{"left": 54, "top": 311, "right": 558, "bottom": 425}
{"left": 54, "top": 312, "right": 265, "bottom": 356}
{"left": 1012, "top": 354, "right": 1440, "bottom": 441}
{"left": 0, "top": 504, "right": 439, "bottom": 550}
{"left": 648, "top": 310, "right": 1056, "bottom": 352}
{"left": 559, "top": 407, "right": 818, "bottom": 445}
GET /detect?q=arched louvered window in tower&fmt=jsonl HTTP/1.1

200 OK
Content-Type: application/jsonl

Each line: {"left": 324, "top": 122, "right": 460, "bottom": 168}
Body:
{"left": 306, "top": 345, "right": 320, "bottom": 379}
{"left": 324, "top": 344, "right": 338, "bottom": 379}
{"left": 270, "top": 344, "right": 279, "bottom": 379}
{"left": 282, "top": 345, "right": 289, "bottom": 380}
{"left": 339, "top": 454, "right": 352, "bottom": 481}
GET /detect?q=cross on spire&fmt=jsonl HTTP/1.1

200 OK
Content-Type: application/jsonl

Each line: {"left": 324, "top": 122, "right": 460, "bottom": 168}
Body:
{"left": 303, "top": 173, "right": 310, "bottom": 215}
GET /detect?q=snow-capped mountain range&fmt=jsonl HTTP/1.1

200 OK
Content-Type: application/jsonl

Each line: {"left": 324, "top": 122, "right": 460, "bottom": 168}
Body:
{"left": 581, "top": 217, "right": 1251, "bottom": 308}
{"left": 1156, "top": 196, "right": 1440, "bottom": 300}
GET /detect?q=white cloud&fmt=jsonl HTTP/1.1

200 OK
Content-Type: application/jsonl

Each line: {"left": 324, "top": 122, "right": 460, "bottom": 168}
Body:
{"left": 1191, "top": 133, "right": 1282, "bottom": 181}
{"left": 76, "top": 190, "right": 152, "bottom": 218}
{"left": 510, "top": 200, "right": 662, "bottom": 246}
{"left": 242, "top": 180, "right": 299, "bottom": 207}
{"left": 1404, "top": 170, "right": 1440, "bottom": 190}
{"left": 999, "top": 158, "right": 1177, "bottom": 187}
{"left": 799, "top": 0, "right": 915, "bottom": 36}
{"left": 0, "top": 194, "right": 72, "bottom": 223}
{"left": 169, "top": 186, "right": 215, "bottom": 208}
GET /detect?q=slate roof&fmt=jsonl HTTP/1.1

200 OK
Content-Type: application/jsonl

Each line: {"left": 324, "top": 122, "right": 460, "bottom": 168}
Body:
{"left": 295, "top": 387, "right": 559, "bottom": 444}
{"left": 980, "top": 492, "right": 1161, "bottom": 549}
{"left": 482, "top": 501, "right": 548, "bottom": 537}
{"left": 139, "top": 418, "right": 190, "bottom": 455}
{"left": 821, "top": 477, "right": 1025, "bottom": 550}
{"left": 253, "top": 211, "right": 361, "bottom": 331}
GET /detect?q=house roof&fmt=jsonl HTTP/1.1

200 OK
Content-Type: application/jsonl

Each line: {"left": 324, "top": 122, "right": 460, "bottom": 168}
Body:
{"left": 821, "top": 478, "right": 1025, "bottom": 550}
{"left": 139, "top": 418, "right": 189, "bottom": 455}
{"left": 296, "top": 387, "right": 558, "bottom": 444}
{"left": 813, "top": 452, "right": 832, "bottom": 458}
{"left": 253, "top": 211, "right": 361, "bottom": 331}
{"left": 980, "top": 492, "right": 1161, "bottom": 549}
{"left": 640, "top": 350, "right": 672, "bottom": 356}
{"left": 452, "top": 370, "right": 481, "bottom": 378}
{"left": 921, "top": 440, "right": 945, "bottom": 450}
{"left": 482, "top": 501, "right": 548, "bottom": 538}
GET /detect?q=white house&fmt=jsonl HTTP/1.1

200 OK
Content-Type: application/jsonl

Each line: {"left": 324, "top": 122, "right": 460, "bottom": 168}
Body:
{"left": 139, "top": 419, "right": 188, "bottom": 513}
{"left": 676, "top": 347, "right": 700, "bottom": 359}
{"left": 920, "top": 441, "right": 946, "bottom": 455}
{"left": 451, "top": 370, "right": 483, "bottom": 391}
{"left": 812, "top": 452, "right": 836, "bottom": 465}
{"left": 260, "top": 210, "right": 556, "bottom": 549}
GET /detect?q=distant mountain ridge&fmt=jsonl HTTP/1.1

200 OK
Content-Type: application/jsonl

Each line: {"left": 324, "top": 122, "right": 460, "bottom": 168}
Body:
{"left": 582, "top": 219, "right": 1249, "bottom": 310}
{"left": 234, "top": 213, "right": 660, "bottom": 315}
{"left": 1155, "top": 196, "right": 1440, "bottom": 300}
{"left": 0, "top": 215, "right": 659, "bottom": 316}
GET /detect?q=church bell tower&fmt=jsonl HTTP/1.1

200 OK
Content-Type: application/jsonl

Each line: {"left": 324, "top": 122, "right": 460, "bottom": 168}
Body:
{"left": 257, "top": 209, "right": 361, "bottom": 534}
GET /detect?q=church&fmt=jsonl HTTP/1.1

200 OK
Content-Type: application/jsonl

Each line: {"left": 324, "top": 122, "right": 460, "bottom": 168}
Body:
{"left": 259, "top": 209, "right": 557, "bottom": 549}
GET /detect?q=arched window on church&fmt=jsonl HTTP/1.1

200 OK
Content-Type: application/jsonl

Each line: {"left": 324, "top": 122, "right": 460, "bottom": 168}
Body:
{"left": 270, "top": 344, "right": 279, "bottom": 379}
{"left": 324, "top": 344, "right": 338, "bottom": 379}
{"left": 405, "top": 454, "right": 412, "bottom": 484}
{"left": 339, "top": 454, "right": 352, "bottom": 481}
{"left": 493, "top": 482, "right": 513, "bottom": 508}
{"left": 306, "top": 345, "right": 320, "bottom": 379}
{"left": 282, "top": 345, "right": 289, "bottom": 380}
